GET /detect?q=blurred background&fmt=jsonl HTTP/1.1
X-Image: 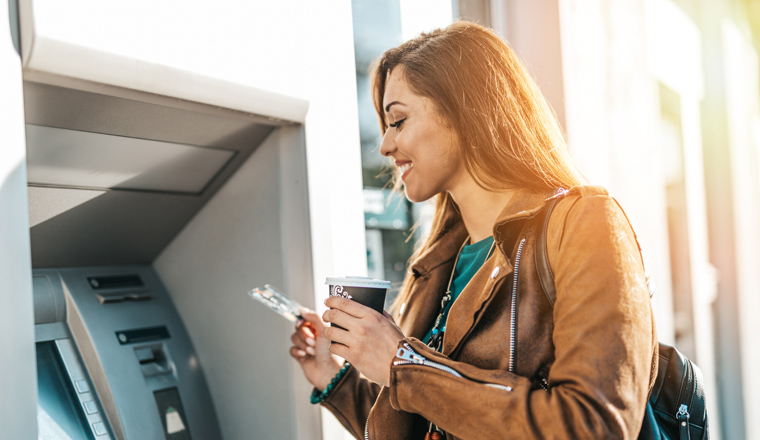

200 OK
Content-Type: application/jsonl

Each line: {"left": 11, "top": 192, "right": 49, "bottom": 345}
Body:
{"left": 353, "top": 1, "right": 760, "bottom": 440}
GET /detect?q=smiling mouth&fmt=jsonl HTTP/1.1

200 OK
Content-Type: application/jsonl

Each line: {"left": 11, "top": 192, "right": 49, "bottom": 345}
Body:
{"left": 398, "top": 162, "right": 414, "bottom": 180}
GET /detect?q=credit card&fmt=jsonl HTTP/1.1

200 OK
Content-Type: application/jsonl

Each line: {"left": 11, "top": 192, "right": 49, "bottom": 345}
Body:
{"left": 248, "top": 284, "right": 305, "bottom": 323}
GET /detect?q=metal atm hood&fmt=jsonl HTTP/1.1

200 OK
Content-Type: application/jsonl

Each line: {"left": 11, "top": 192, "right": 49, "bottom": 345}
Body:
{"left": 18, "top": 6, "right": 309, "bottom": 268}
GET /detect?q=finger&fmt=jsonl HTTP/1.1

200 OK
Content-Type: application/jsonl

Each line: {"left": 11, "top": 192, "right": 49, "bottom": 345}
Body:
{"left": 328, "top": 341, "right": 349, "bottom": 359}
{"left": 323, "top": 324, "right": 352, "bottom": 347}
{"left": 289, "top": 345, "right": 315, "bottom": 358}
{"left": 296, "top": 321, "right": 317, "bottom": 344}
{"left": 299, "top": 320, "right": 318, "bottom": 337}
{"left": 299, "top": 308, "right": 326, "bottom": 333}
{"left": 290, "top": 332, "right": 310, "bottom": 351}
{"left": 322, "top": 308, "right": 362, "bottom": 332}
{"left": 325, "top": 296, "right": 374, "bottom": 319}
{"left": 289, "top": 346, "right": 308, "bottom": 361}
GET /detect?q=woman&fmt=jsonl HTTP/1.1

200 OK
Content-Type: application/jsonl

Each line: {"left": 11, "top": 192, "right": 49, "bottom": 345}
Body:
{"left": 290, "top": 21, "right": 656, "bottom": 439}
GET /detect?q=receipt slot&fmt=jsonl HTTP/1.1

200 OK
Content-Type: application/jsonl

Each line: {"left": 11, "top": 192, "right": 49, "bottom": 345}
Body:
{"left": 34, "top": 267, "right": 221, "bottom": 440}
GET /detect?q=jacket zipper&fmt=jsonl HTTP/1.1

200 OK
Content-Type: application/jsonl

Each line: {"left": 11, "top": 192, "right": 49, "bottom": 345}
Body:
{"left": 394, "top": 343, "right": 514, "bottom": 392}
{"left": 509, "top": 238, "right": 526, "bottom": 373}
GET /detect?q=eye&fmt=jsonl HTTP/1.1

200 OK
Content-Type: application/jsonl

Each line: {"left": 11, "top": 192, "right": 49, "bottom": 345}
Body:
{"left": 388, "top": 118, "right": 407, "bottom": 129}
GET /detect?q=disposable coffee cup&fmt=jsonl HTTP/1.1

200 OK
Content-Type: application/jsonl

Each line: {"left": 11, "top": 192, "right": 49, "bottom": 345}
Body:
{"left": 325, "top": 277, "right": 391, "bottom": 329}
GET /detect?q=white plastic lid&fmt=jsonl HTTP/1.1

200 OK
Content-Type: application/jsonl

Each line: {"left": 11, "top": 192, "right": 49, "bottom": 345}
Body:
{"left": 325, "top": 276, "right": 391, "bottom": 289}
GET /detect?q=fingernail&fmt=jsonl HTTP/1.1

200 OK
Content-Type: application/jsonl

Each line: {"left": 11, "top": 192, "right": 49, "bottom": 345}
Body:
{"left": 296, "top": 350, "right": 306, "bottom": 357}
{"left": 306, "top": 346, "right": 316, "bottom": 355}
{"left": 306, "top": 338, "right": 316, "bottom": 346}
{"left": 324, "top": 298, "right": 329, "bottom": 305}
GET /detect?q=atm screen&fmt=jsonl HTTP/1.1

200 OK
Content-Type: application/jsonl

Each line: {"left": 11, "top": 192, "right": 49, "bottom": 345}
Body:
{"left": 36, "top": 342, "right": 95, "bottom": 440}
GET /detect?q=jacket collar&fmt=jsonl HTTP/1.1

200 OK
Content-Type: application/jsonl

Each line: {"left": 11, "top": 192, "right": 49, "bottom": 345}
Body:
{"left": 408, "top": 212, "right": 468, "bottom": 277}
{"left": 492, "top": 187, "right": 554, "bottom": 259}
{"left": 409, "top": 187, "right": 552, "bottom": 275}
{"left": 492, "top": 187, "right": 553, "bottom": 227}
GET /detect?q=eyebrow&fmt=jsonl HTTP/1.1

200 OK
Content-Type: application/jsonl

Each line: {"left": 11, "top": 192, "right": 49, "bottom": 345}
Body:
{"left": 385, "top": 101, "right": 404, "bottom": 112}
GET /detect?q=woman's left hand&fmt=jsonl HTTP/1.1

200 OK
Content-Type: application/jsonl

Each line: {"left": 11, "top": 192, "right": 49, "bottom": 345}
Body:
{"left": 322, "top": 296, "right": 405, "bottom": 387}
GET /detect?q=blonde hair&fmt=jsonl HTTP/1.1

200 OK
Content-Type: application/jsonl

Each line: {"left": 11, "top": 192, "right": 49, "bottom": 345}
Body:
{"left": 370, "top": 21, "right": 585, "bottom": 312}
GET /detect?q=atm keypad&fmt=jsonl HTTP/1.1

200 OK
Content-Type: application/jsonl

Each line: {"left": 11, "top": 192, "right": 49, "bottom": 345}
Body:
{"left": 83, "top": 400, "right": 98, "bottom": 415}
{"left": 75, "top": 379, "right": 90, "bottom": 393}
{"left": 93, "top": 421, "right": 107, "bottom": 436}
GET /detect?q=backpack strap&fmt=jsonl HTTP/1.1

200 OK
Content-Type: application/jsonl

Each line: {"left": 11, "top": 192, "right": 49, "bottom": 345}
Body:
{"left": 535, "top": 190, "right": 567, "bottom": 307}
{"left": 535, "top": 190, "right": 654, "bottom": 307}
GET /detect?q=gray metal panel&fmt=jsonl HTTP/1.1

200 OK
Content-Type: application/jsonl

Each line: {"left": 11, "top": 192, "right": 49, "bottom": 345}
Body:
{"left": 154, "top": 128, "right": 320, "bottom": 440}
{"left": 276, "top": 126, "right": 322, "bottom": 439}
{"left": 23, "top": 80, "right": 278, "bottom": 148}
{"left": 32, "top": 274, "right": 65, "bottom": 324}
{"left": 26, "top": 125, "right": 235, "bottom": 194}
{"left": 0, "top": 3, "right": 37, "bottom": 439}
{"left": 56, "top": 265, "right": 222, "bottom": 440}
{"left": 25, "top": 80, "right": 276, "bottom": 267}
{"left": 30, "top": 187, "right": 204, "bottom": 267}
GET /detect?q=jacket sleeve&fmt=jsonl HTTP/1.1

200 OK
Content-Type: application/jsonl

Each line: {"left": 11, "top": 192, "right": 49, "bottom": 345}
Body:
{"left": 387, "top": 194, "right": 656, "bottom": 439}
{"left": 321, "top": 365, "right": 381, "bottom": 439}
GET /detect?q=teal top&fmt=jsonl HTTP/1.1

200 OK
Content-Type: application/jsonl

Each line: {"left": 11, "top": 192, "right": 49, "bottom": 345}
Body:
{"left": 423, "top": 236, "right": 495, "bottom": 344}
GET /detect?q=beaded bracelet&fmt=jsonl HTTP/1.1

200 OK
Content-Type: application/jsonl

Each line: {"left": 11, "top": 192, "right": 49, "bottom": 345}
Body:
{"left": 310, "top": 362, "right": 351, "bottom": 404}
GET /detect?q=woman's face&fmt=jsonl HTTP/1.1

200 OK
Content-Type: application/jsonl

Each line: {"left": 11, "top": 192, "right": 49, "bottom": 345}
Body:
{"left": 379, "top": 67, "right": 466, "bottom": 203}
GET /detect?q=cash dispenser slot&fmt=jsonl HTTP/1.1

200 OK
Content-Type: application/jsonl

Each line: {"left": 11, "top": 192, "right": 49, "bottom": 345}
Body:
{"left": 116, "top": 326, "right": 171, "bottom": 345}
{"left": 96, "top": 291, "right": 153, "bottom": 304}
{"left": 90, "top": 274, "right": 154, "bottom": 304}
{"left": 88, "top": 275, "right": 144, "bottom": 290}
{"left": 134, "top": 344, "right": 174, "bottom": 378}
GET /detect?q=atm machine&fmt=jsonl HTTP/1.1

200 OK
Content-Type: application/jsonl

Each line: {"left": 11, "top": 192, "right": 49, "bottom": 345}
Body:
{"left": 3, "top": 0, "right": 326, "bottom": 439}
{"left": 34, "top": 267, "right": 221, "bottom": 440}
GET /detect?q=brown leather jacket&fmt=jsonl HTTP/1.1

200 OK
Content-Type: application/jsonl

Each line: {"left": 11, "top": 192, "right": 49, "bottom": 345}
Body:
{"left": 322, "top": 186, "right": 657, "bottom": 439}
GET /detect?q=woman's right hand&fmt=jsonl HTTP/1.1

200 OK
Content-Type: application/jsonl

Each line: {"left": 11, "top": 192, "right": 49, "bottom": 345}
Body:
{"left": 290, "top": 308, "right": 343, "bottom": 391}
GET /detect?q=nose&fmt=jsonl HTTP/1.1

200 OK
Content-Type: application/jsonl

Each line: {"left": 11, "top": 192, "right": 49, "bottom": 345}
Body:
{"left": 379, "top": 128, "right": 396, "bottom": 158}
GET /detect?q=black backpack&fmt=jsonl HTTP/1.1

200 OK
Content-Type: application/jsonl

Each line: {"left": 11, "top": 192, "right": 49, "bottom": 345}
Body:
{"left": 533, "top": 192, "right": 709, "bottom": 440}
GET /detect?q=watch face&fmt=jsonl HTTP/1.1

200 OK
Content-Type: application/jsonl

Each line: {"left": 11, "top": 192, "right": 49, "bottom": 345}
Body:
{"left": 248, "top": 285, "right": 303, "bottom": 323}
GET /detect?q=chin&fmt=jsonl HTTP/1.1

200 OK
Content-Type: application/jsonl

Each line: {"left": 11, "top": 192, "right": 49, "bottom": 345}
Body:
{"left": 403, "top": 185, "right": 435, "bottom": 204}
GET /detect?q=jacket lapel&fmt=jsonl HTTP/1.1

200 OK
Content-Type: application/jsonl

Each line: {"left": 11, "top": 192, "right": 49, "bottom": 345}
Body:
{"left": 442, "top": 188, "right": 550, "bottom": 357}
{"left": 399, "top": 221, "right": 468, "bottom": 340}
{"left": 442, "top": 249, "right": 512, "bottom": 356}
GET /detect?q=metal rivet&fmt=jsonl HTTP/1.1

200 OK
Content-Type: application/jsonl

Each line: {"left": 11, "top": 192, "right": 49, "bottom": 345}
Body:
{"left": 491, "top": 267, "right": 500, "bottom": 279}
{"left": 682, "top": 422, "right": 686, "bottom": 426}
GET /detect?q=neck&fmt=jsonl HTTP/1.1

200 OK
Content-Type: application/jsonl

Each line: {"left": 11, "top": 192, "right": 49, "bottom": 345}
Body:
{"left": 448, "top": 180, "right": 516, "bottom": 243}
